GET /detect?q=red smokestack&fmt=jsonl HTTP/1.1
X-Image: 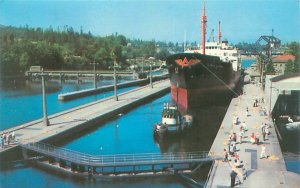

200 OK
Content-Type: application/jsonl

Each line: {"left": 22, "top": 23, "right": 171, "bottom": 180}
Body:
{"left": 202, "top": 1, "right": 207, "bottom": 54}
{"left": 218, "top": 21, "right": 222, "bottom": 44}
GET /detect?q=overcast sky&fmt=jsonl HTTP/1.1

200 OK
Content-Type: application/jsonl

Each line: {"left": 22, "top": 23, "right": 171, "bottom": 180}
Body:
{"left": 1, "top": 0, "right": 299, "bottom": 44}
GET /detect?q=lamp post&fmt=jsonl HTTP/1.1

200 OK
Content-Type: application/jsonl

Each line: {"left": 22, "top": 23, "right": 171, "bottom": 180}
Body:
{"left": 149, "top": 63, "right": 153, "bottom": 88}
{"left": 269, "top": 81, "right": 273, "bottom": 117}
{"left": 269, "top": 82, "right": 279, "bottom": 117}
{"left": 92, "top": 60, "right": 97, "bottom": 89}
{"left": 41, "top": 68, "right": 49, "bottom": 126}
{"left": 114, "top": 60, "right": 118, "bottom": 101}
{"left": 142, "top": 57, "right": 144, "bottom": 73}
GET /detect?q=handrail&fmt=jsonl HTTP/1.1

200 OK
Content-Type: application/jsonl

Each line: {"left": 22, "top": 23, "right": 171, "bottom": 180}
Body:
{"left": 20, "top": 142, "right": 213, "bottom": 167}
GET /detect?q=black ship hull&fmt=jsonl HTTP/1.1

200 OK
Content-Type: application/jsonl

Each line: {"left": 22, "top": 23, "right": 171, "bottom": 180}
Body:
{"left": 166, "top": 53, "right": 241, "bottom": 111}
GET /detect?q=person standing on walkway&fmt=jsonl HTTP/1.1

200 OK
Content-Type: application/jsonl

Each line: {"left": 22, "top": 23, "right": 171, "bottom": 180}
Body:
{"left": 230, "top": 169, "right": 237, "bottom": 187}
{"left": 5, "top": 133, "right": 10, "bottom": 145}
{"left": 250, "top": 133, "right": 255, "bottom": 144}
{"left": 256, "top": 133, "right": 260, "bottom": 145}
{"left": 246, "top": 107, "right": 249, "bottom": 117}
{"left": 234, "top": 152, "right": 239, "bottom": 161}
{"left": 260, "top": 145, "right": 267, "bottom": 159}
{"left": 262, "top": 129, "right": 266, "bottom": 141}
{"left": 11, "top": 131, "right": 15, "bottom": 141}
{"left": 265, "top": 123, "right": 270, "bottom": 135}
{"left": 233, "top": 133, "right": 237, "bottom": 142}
{"left": 239, "top": 131, "right": 244, "bottom": 144}
{"left": 241, "top": 121, "right": 247, "bottom": 131}
{"left": 223, "top": 149, "right": 228, "bottom": 162}
{"left": 261, "top": 123, "right": 265, "bottom": 133}
{"left": 1, "top": 134, "right": 4, "bottom": 147}
{"left": 0, "top": 136, "right": 3, "bottom": 149}
{"left": 3, "top": 133, "right": 6, "bottom": 145}
{"left": 233, "top": 115, "right": 237, "bottom": 125}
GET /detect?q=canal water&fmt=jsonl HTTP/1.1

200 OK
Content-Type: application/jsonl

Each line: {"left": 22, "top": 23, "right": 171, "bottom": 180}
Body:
{"left": 0, "top": 81, "right": 228, "bottom": 187}
{"left": 0, "top": 78, "right": 136, "bottom": 130}
{"left": 1, "top": 60, "right": 299, "bottom": 187}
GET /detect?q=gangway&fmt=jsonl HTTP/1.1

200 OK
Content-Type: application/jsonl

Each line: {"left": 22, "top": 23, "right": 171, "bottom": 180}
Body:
{"left": 20, "top": 142, "right": 220, "bottom": 178}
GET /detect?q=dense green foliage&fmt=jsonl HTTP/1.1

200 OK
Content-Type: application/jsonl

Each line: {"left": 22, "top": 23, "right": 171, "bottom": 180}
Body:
{"left": 284, "top": 42, "right": 300, "bottom": 74}
{"left": 0, "top": 25, "right": 180, "bottom": 76}
{"left": 235, "top": 42, "right": 262, "bottom": 55}
{"left": 265, "top": 61, "right": 275, "bottom": 74}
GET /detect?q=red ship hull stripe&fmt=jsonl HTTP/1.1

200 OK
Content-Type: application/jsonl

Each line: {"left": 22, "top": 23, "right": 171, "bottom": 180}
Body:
{"left": 171, "top": 85, "right": 188, "bottom": 111}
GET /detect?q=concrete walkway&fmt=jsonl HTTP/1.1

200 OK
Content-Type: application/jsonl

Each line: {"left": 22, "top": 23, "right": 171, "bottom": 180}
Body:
{"left": 206, "top": 82, "right": 300, "bottom": 187}
{"left": 0, "top": 80, "right": 170, "bottom": 154}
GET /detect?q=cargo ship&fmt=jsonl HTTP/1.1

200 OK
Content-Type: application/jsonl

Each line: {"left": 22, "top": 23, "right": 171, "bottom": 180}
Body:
{"left": 166, "top": 2, "right": 241, "bottom": 111}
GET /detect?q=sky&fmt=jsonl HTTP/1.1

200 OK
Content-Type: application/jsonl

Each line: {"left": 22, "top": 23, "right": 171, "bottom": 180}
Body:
{"left": 0, "top": 0, "right": 299, "bottom": 44}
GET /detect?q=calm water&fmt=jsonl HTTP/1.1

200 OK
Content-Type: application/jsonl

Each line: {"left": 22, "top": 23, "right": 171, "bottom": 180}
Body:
{"left": 0, "top": 89, "right": 228, "bottom": 188}
{"left": 0, "top": 76, "right": 228, "bottom": 188}
{"left": 0, "top": 78, "right": 136, "bottom": 130}
{"left": 0, "top": 61, "right": 298, "bottom": 188}
{"left": 241, "top": 59, "right": 255, "bottom": 69}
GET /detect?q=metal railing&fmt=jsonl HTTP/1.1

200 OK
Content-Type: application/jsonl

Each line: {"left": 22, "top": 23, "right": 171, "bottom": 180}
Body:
{"left": 21, "top": 142, "right": 214, "bottom": 167}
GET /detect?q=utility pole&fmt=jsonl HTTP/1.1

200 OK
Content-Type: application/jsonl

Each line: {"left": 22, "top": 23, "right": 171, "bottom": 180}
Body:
{"left": 269, "top": 82, "right": 272, "bottom": 117}
{"left": 142, "top": 57, "right": 144, "bottom": 73}
{"left": 149, "top": 63, "right": 153, "bottom": 88}
{"left": 41, "top": 68, "right": 49, "bottom": 126}
{"left": 113, "top": 60, "right": 118, "bottom": 101}
{"left": 93, "top": 60, "right": 97, "bottom": 89}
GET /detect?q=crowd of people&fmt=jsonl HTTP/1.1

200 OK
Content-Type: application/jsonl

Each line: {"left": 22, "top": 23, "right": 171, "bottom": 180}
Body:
{"left": 0, "top": 131, "right": 15, "bottom": 149}
{"left": 224, "top": 95, "right": 272, "bottom": 187}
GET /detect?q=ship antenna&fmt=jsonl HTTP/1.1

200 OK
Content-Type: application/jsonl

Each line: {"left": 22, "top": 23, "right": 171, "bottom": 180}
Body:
{"left": 184, "top": 30, "right": 186, "bottom": 51}
{"left": 202, "top": 0, "right": 207, "bottom": 54}
{"left": 218, "top": 21, "right": 222, "bottom": 44}
{"left": 176, "top": 81, "right": 179, "bottom": 108}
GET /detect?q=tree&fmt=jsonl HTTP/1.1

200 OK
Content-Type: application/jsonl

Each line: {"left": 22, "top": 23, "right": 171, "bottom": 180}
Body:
{"left": 94, "top": 48, "right": 109, "bottom": 68}
{"left": 294, "top": 55, "right": 300, "bottom": 73}
{"left": 284, "top": 60, "right": 294, "bottom": 74}
{"left": 285, "top": 41, "right": 300, "bottom": 73}
{"left": 112, "top": 45, "right": 123, "bottom": 64}
{"left": 155, "top": 48, "right": 170, "bottom": 61}
{"left": 265, "top": 62, "right": 275, "bottom": 74}
{"left": 287, "top": 42, "right": 299, "bottom": 56}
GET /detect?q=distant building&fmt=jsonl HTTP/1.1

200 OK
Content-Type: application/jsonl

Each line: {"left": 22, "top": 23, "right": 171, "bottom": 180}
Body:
{"left": 272, "top": 54, "right": 296, "bottom": 75}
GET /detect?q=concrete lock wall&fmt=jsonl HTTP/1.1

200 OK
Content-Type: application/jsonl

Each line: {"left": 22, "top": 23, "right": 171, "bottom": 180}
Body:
{"left": 265, "top": 75, "right": 300, "bottom": 115}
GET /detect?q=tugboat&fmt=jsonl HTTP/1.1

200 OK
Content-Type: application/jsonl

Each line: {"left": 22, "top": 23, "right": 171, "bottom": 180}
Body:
{"left": 154, "top": 103, "right": 193, "bottom": 136}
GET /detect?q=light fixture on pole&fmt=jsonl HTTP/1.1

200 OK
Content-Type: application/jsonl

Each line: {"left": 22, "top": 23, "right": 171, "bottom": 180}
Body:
{"left": 41, "top": 68, "right": 49, "bottom": 126}
{"left": 149, "top": 63, "right": 153, "bottom": 88}
{"left": 269, "top": 82, "right": 279, "bottom": 117}
{"left": 92, "top": 60, "right": 97, "bottom": 89}
{"left": 114, "top": 60, "right": 118, "bottom": 101}
{"left": 111, "top": 51, "right": 118, "bottom": 101}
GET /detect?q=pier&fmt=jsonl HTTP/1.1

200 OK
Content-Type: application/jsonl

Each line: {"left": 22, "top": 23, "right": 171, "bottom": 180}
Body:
{"left": 0, "top": 80, "right": 170, "bottom": 156}
{"left": 58, "top": 75, "right": 168, "bottom": 101}
{"left": 205, "top": 81, "right": 300, "bottom": 187}
{"left": 26, "top": 70, "right": 134, "bottom": 80}
{"left": 19, "top": 142, "right": 217, "bottom": 178}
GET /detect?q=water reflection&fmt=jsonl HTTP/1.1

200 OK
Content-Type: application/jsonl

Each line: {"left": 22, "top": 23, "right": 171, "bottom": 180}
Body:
{"left": 155, "top": 105, "right": 229, "bottom": 154}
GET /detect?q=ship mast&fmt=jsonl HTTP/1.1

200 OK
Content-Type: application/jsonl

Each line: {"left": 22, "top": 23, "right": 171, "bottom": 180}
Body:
{"left": 202, "top": 0, "right": 207, "bottom": 54}
{"left": 218, "top": 21, "right": 222, "bottom": 44}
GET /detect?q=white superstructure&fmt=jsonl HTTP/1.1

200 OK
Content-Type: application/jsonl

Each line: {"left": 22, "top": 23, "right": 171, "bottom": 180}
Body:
{"left": 185, "top": 41, "right": 241, "bottom": 71}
